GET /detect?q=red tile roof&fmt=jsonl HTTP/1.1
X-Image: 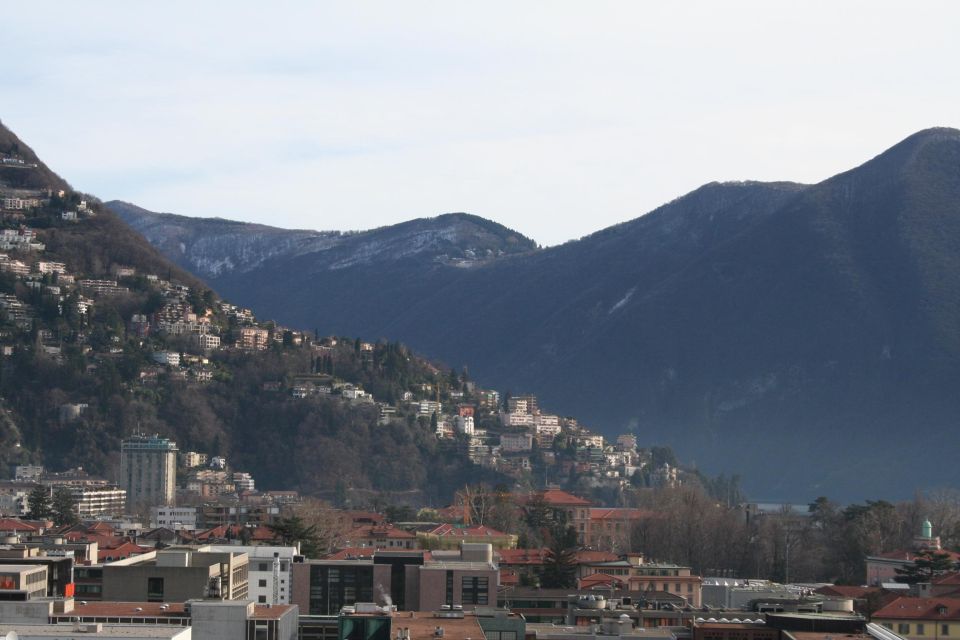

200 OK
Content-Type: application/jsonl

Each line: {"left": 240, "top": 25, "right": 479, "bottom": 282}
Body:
{"left": 535, "top": 489, "right": 592, "bottom": 507}
{"left": 98, "top": 541, "right": 152, "bottom": 562}
{"left": 499, "top": 568, "right": 520, "bottom": 587}
{"left": 497, "top": 548, "right": 549, "bottom": 565}
{"left": 342, "top": 510, "right": 386, "bottom": 525}
{"left": 575, "top": 550, "right": 620, "bottom": 564}
{"left": 0, "top": 518, "right": 41, "bottom": 532}
{"left": 580, "top": 572, "right": 628, "bottom": 589}
{"left": 874, "top": 597, "right": 960, "bottom": 620}
{"left": 322, "top": 547, "right": 377, "bottom": 560}
{"left": 249, "top": 604, "right": 297, "bottom": 620}
{"left": 933, "top": 573, "right": 960, "bottom": 586}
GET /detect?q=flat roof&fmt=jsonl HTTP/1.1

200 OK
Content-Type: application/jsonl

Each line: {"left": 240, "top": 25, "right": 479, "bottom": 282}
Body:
{"left": 382, "top": 611, "right": 485, "bottom": 640}
{"left": 0, "top": 624, "right": 188, "bottom": 638}
{"left": 65, "top": 602, "right": 188, "bottom": 619}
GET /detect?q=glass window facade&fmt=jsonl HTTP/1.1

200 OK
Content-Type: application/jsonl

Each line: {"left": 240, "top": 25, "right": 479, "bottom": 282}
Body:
{"left": 308, "top": 565, "right": 374, "bottom": 615}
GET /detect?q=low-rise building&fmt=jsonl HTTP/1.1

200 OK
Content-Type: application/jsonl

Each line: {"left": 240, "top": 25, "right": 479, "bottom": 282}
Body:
{"left": 151, "top": 506, "right": 199, "bottom": 531}
{"left": 0, "top": 564, "right": 48, "bottom": 599}
{"left": 872, "top": 597, "right": 960, "bottom": 640}
{"left": 209, "top": 545, "right": 297, "bottom": 605}
{"left": 101, "top": 547, "right": 250, "bottom": 602}
{"left": 500, "top": 433, "right": 533, "bottom": 452}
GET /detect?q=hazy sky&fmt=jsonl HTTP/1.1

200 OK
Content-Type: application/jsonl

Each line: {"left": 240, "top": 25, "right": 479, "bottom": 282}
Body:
{"left": 3, "top": 2, "right": 959, "bottom": 246}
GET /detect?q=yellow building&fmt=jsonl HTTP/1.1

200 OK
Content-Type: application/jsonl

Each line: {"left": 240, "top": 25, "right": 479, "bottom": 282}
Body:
{"left": 873, "top": 597, "right": 960, "bottom": 640}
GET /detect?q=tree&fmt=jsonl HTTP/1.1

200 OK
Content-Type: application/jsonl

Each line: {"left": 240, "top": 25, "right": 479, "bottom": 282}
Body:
{"left": 894, "top": 549, "right": 958, "bottom": 584}
{"left": 542, "top": 525, "right": 578, "bottom": 588}
{"left": 51, "top": 486, "right": 79, "bottom": 526}
{"left": 26, "top": 486, "right": 52, "bottom": 520}
{"left": 269, "top": 515, "right": 323, "bottom": 557}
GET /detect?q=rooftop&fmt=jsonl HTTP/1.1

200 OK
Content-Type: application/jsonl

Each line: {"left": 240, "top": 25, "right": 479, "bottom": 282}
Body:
{"left": 347, "top": 610, "right": 485, "bottom": 640}
{"left": 0, "top": 625, "right": 188, "bottom": 638}
{"left": 873, "top": 596, "right": 960, "bottom": 620}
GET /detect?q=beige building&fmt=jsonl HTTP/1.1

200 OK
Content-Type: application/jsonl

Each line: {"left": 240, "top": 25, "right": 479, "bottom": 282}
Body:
{"left": 102, "top": 547, "right": 249, "bottom": 602}
{"left": 120, "top": 435, "right": 178, "bottom": 510}
{"left": 0, "top": 564, "right": 48, "bottom": 599}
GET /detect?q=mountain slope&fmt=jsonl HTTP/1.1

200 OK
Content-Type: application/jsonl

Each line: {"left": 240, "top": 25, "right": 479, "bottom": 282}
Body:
{"left": 113, "top": 128, "right": 960, "bottom": 500}
{"left": 0, "top": 120, "right": 509, "bottom": 505}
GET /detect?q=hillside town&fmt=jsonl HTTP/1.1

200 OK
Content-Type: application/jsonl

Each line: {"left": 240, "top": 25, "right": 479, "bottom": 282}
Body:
{"left": 5, "top": 117, "right": 960, "bottom": 640}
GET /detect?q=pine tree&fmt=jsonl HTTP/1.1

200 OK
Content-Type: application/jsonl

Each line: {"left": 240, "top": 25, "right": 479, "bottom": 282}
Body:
{"left": 26, "top": 486, "right": 52, "bottom": 520}
{"left": 542, "top": 525, "right": 578, "bottom": 588}
{"left": 894, "top": 549, "right": 958, "bottom": 584}
{"left": 51, "top": 486, "right": 78, "bottom": 526}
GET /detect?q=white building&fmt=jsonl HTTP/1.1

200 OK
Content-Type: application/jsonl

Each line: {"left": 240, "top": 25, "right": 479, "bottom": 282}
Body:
{"left": 535, "top": 415, "right": 562, "bottom": 436}
{"left": 501, "top": 412, "right": 535, "bottom": 428}
{"left": 14, "top": 465, "right": 44, "bottom": 481}
{"left": 70, "top": 486, "right": 127, "bottom": 518}
{"left": 500, "top": 432, "right": 534, "bottom": 452}
{"left": 36, "top": 261, "right": 67, "bottom": 275}
{"left": 150, "top": 505, "right": 199, "bottom": 530}
{"left": 418, "top": 400, "right": 441, "bottom": 416}
{"left": 232, "top": 472, "right": 255, "bottom": 493}
{"left": 341, "top": 386, "right": 366, "bottom": 400}
{"left": 455, "top": 415, "right": 475, "bottom": 435}
{"left": 120, "top": 434, "right": 178, "bottom": 510}
{"left": 192, "top": 333, "right": 221, "bottom": 351}
{"left": 208, "top": 544, "right": 297, "bottom": 605}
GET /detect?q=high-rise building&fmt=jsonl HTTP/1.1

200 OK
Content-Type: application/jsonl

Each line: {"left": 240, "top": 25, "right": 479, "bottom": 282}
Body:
{"left": 120, "top": 434, "right": 178, "bottom": 510}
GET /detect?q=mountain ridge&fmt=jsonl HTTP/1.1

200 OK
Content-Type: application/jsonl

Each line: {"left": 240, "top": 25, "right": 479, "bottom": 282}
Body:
{"left": 109, "top": 127, "right": 960, "bottom": 501}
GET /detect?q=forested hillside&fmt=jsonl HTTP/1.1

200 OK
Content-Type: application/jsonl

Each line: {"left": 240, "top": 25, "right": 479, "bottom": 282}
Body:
{"left": 115, "top": 128, "right": 960, "bottom": 501}
{"left": 1, "top": 120, "right": 506, "bottom": 505}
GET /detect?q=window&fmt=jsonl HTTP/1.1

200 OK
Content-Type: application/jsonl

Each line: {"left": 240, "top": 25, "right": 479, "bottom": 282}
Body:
{"left": 147, "top": 577, "right": 164, "bottom": 602}
{"left": 943, "top": 625, "right": 950, "bottom": 637}
{"left": 461, "top": 576, "right": 489, "bottom": 605}
{"left": 258, "top": 595, "right": 267, "bottom": 603}
{"left": 917, "top": 624, "right": 925, "bottom": 635}
{"left": 259, "top": 563, "right": 269, "bottom": 572}
{"left": 898, "top": 625, "right": 910, "bottom": 634}
{"left": 259, "top": 579, "right": 267, "bottom": 587}
{"left": 446, "top": 571, "right": 454, "bottom": 606}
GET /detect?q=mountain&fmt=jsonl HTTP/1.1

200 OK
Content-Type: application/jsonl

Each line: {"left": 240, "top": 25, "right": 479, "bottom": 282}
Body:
{"left": 0, "top": 119, "right": 509, "bottom": 505}
{"left": 112, "top": 128, "right": 960, "bottom": 501}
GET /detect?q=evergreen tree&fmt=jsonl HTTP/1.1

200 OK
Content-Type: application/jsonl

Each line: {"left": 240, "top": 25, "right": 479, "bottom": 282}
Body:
{"left": 894, "top": 549, "right": 958, "bottom": 584}
{"left": 269, "top": 515, "right": 323, "bottom": 557}
{"left": 542, "top": 525, "right": 578, "bottom": 588}
{"left": 51, "top": 486, "right": 79, "bottom": 526}
{"left": 26, "top": 486, "right": 52, "bottom": 520}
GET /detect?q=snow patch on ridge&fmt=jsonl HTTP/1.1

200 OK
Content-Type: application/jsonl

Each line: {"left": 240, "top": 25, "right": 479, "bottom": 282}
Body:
{"left": 609, "top": 287, "right": 636, "bottom": 314}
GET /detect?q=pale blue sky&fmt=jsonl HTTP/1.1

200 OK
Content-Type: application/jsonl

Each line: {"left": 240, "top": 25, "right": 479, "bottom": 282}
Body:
{"left": 3, "top": 1, "right": 958, "bottom": 245}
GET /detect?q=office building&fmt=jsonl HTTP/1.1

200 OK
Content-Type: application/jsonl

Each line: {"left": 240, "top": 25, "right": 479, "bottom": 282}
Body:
{"left": 120, "top": 435, "right": 178, "bottom": 510}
